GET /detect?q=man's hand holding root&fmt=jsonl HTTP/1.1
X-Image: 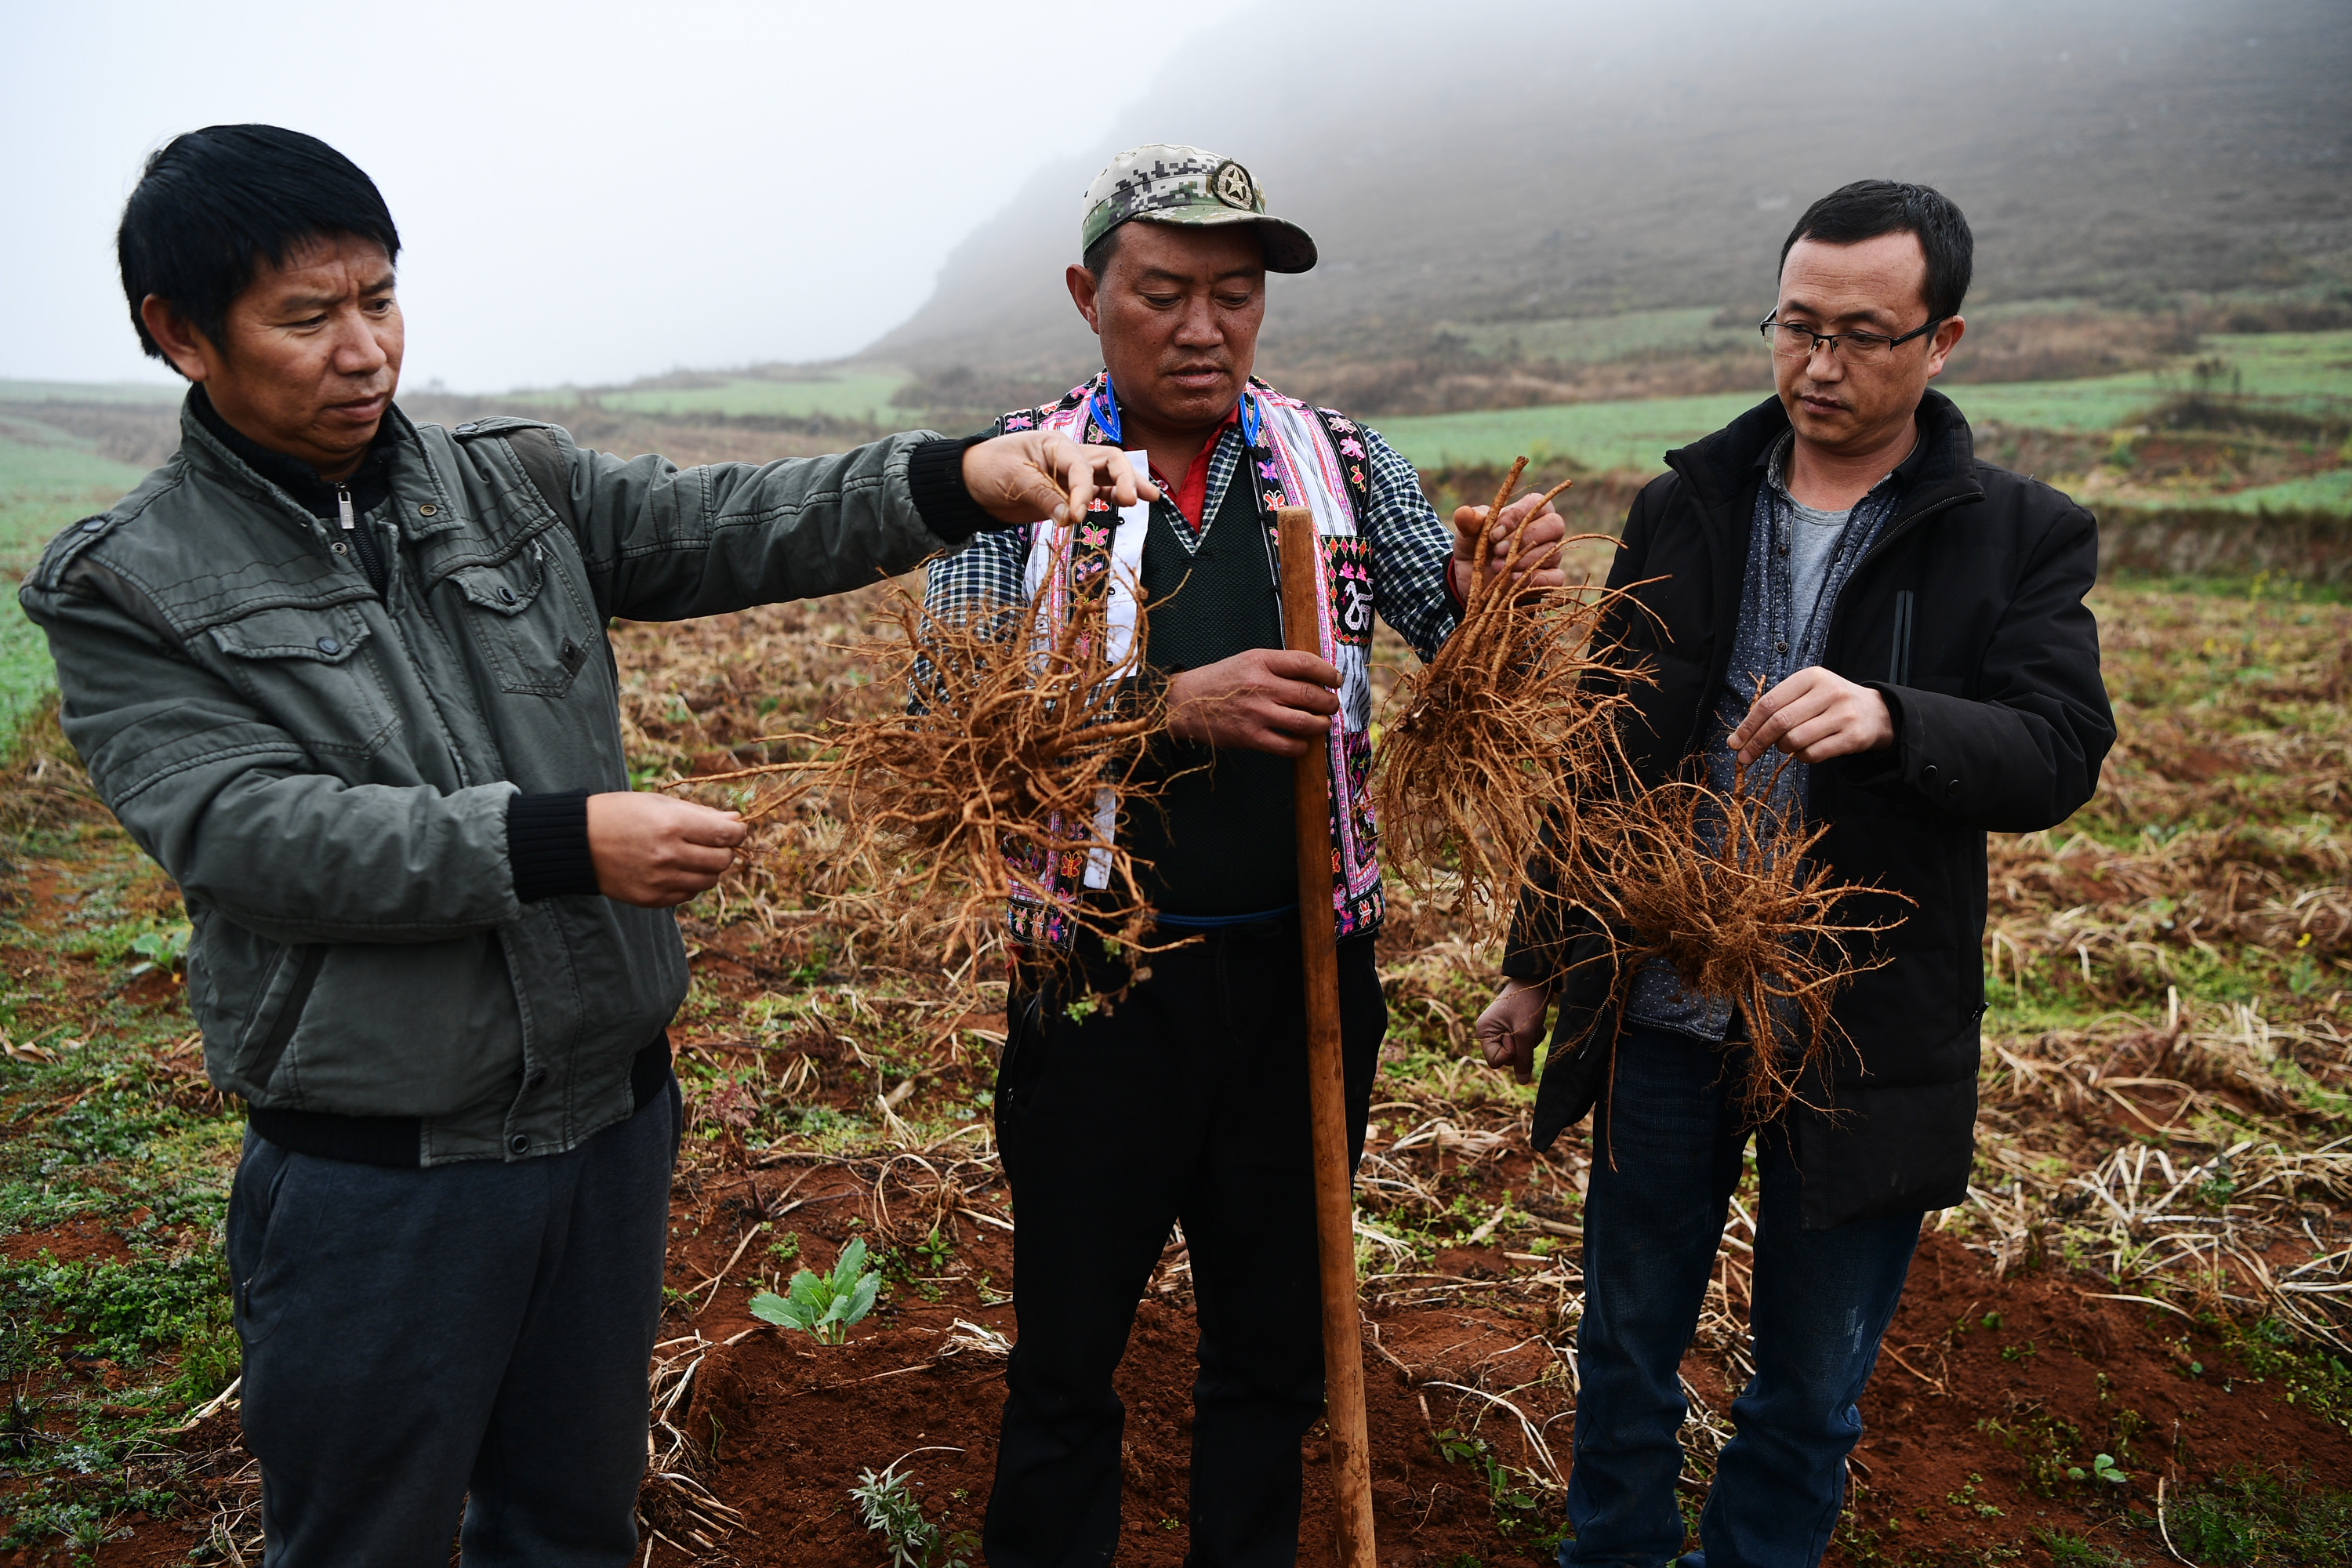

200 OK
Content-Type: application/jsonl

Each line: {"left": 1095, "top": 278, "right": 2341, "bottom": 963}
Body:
{"left": 1476, "top": 978, "right": 1552, "bottom": 1085}
{"left": 1449, "top": 487, "right": 1570, "bottom": 601}
{"left": 1729, "top": 666, "right": 1895, "bottom": 766}
{"left": 586, "top": 793, "right": 747, "bottom": 908}
{"left": 1167, "top": 649, "right": 1341, "bottom": 757}
{"left": 962, "top": 431, "right": 1160, "bottom": 526}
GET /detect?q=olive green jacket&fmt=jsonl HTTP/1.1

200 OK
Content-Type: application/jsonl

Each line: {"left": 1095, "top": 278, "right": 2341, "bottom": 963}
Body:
{"left": 20, "top": 397, "right": 960, "bottom": 1163}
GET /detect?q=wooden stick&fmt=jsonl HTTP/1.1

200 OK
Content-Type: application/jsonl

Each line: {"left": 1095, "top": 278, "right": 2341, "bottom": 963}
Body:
{"left": 1275, "top": 505, "right": 1378, "bottom": 1566}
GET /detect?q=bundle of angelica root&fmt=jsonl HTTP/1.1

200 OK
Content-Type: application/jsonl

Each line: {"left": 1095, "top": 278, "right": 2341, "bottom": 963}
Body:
{"left": 1373, "top": 456, "right": 1639, "bottom": 942}
{"left": 1561, "top": 753, "right": 1911, "bottom": 1123}
{"left": 1375, "top": 454, "right": 1907, "bottom": 1119}
{"left": 683, "top": 562, "right": 1170, "bottom": 964}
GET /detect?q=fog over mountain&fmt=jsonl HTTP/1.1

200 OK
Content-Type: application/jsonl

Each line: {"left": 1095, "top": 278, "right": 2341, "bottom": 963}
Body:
{"left": 869, "top": 0, "right": 2351, "bottom": 382}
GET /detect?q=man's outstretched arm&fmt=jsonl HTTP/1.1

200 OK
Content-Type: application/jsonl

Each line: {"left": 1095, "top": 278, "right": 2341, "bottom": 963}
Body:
{"left": 553, "top": 426, "right": 1156, "bottom": 622}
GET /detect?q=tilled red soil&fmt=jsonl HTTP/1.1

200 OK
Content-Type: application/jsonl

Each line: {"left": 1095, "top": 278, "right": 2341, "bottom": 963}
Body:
{"left": 1831, "top": 1227, "right": 2352, "bottom": 1564}
{"left": 9, "top": 906, "right": 2346, "bottom": 1567}
{"left": 637, "top": 1196, "right": 2351, "bottom": 1568}
{"left": 33, "top": 1148, "right": 2352, "bottom": 1568}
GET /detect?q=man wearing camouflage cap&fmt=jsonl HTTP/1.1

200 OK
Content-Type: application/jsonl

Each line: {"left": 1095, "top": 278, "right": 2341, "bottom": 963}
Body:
{"left": 923, "top": 145, "right": 1567, "bottom": 1563}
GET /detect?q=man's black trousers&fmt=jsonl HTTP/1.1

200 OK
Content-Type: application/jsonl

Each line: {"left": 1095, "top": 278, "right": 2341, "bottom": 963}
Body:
{"left": 227, "top": 1086, "right": 678, "bottom": 1566}
{"left": 984, "top": 922, "right": 1385, "bottom": 1568}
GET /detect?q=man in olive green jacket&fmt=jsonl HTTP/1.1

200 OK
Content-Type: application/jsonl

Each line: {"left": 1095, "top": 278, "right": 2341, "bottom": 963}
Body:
{"left": 23, "top": 124, "right": 1149, "bottom": 1567}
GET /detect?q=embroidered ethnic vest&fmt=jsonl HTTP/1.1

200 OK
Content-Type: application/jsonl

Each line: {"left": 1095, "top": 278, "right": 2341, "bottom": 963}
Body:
{"left": 994, "top": 372, "right": 1385, "bottom": 948}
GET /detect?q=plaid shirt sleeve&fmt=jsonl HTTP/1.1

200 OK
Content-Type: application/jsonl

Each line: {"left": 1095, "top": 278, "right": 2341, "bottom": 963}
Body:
{"left": 912, "top": 521, "right": 1030, "bottom": 710}
{"left": 920, "top": 520, "right": 1029, "bottom": 622}
{"left": 1360, "top": 423, "right": 1458, "bottom": 662}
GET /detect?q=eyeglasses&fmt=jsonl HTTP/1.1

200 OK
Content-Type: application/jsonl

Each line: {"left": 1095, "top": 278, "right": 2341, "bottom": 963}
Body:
{"left": 1758, "top": 314, "right": 1943, "bottom": 364}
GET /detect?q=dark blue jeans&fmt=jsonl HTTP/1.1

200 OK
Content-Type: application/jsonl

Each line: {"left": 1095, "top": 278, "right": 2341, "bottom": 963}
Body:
{"left": 1562, "top": 1024, "right": 1922, "bottom": 1568}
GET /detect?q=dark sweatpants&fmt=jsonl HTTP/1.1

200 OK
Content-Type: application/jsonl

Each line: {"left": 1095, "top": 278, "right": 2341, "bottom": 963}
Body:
{"left": 985, "top": 923, "right": 1385, "bottom": 1568}
{"left": 227, "top": 1087, "right": 678, "bottom": 1567}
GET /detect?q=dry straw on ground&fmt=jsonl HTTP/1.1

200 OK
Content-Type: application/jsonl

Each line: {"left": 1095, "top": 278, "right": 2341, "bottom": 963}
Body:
{"left": 674, "top": 551, "right": 1171, "bottom": 968}
{"left": 1373, "top": 456, "right": 1638, "bottom": 942}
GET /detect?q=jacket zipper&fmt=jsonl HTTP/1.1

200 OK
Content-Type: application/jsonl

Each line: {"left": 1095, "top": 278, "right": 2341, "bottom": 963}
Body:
{"left": 1818, "top": 491, "right": 1974, "bottom": 669}
{"left": 336, "top": 485, "right": 355, "bottom": 532}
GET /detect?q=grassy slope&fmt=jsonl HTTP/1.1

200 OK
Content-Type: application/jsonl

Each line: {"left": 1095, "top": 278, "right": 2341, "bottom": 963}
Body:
{"left": 1374, "top": 331, "right": 2352, "bottom": 475}
{"left": 0, "top": 423, "right": 149, "bottom": 739}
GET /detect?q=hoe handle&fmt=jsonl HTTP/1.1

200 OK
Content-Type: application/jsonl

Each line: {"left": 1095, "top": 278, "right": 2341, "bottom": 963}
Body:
{"left": 1276, "top": 506, "right": 1378, "bottom": 1566}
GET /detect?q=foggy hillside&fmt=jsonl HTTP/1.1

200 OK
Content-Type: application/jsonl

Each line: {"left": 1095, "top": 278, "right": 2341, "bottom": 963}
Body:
{"left": 869, "top": 0, "right": 2350, "bottom": 385}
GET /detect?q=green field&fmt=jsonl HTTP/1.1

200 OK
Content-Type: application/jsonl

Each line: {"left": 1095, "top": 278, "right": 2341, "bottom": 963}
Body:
{"left": 514, "top": 368, "right": 910, "bottom": 422}
{"left": 0, "top": 422, "right": 149, "bottom": 737}
{"left": 1375, "top": 390, "right": 1762, "bottom": 474}
{"left": 2195, "top": 466, "right": 2352, "bottom": 514}
{"left": 1376, "top": 331, "right": 2352, "bottom": 474}
{"left": 1433, "top": 295, "right": 2197, "bottom": 369}
{"left": 1436, "top": 306, "right": 1755, "bottom": 364}
{"left": 0, "top": 378, "right": 182, "bottom": 406}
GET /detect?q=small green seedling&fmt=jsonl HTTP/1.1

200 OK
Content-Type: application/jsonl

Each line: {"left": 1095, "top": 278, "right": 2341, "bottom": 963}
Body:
{"left": 849, "top": 1462, "right": 974, "bottom": 1568}
{"left": 750, "top": 1236, "right": 880, "bottom": 1344}
{"left": 2066, "top": 1453, "right": 2129, "bottom": 1486}
{"left": 129, "top": 924, "right": 191, "bottom": 968}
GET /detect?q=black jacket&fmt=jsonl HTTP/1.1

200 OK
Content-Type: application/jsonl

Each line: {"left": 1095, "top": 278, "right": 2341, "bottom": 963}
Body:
{"left": 1504, "top": 389, "right": 2113, "bottom": 1228}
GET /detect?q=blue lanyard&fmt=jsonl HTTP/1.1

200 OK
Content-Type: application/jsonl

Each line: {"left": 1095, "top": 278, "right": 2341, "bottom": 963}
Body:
{"left": 1088, "top": 375, "right": 1122, "bottom": 445}
{"left": 1088, "top": 373, "right": 1259, "bottom": 459}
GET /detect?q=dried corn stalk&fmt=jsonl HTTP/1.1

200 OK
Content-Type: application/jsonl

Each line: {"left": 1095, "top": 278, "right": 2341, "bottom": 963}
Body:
{"left": 1565, "top": 755, "right": 1910, "bottom": 1122}
{"left": 680, "top": 553, "right": 1170, "bottom": 965}
{"left": 1374, "top": 456, "right": 1642, "bottom": 943}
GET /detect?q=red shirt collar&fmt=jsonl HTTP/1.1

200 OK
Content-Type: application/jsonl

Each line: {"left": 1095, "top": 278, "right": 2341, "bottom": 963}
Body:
{"left": 1158, "top": 402, "right": 1243, "bottom": 530}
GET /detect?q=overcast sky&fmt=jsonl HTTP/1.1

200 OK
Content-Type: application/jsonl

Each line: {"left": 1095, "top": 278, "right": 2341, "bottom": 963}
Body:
{"left": 0, "top": 0, "right": 1248, "bottom": 394}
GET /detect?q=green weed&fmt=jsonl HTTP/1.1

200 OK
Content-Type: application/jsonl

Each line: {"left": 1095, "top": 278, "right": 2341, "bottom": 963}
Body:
{"left": 2031, "top": 1527, "right": 2126, "bottom": 1566}
{"left": 2167, "top": 1468, "right": 2352, "bottom": 1564}
{"left": 1431, "top": 1427, "right": 1547, "bottom": 1537}
{"left": 848, "top": 1461, "right": 975, "bottom": 1568}
{"left": 2223, "top": 1317, "right": 2352, "bottom": 1435}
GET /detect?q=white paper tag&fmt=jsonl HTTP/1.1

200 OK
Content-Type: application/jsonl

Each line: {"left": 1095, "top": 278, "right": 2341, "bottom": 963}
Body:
{"left": 1084, "top": 451, "right": 1154, "bottom": 891}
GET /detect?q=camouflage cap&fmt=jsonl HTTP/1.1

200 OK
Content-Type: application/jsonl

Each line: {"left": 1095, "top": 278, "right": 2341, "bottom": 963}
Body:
{"left": 1080, "top": 144, "right": 1317, "bottom": 274}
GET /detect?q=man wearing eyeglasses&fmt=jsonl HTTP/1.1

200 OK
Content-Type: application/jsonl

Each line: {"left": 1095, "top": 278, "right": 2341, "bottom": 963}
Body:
{"left": 1476, "top": 180, "right": 2113, "bottom": 1566}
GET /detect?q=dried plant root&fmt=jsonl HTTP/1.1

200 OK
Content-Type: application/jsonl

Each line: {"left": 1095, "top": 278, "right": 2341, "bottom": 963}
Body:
{"left": 1372, "top": 455, "right": 1643, "bottom": 943}
{"left": 1566, "top": 757, "right": 1911, "bottom": 1123}
{"left": 672, "top": 557, "right": 1171, "bottom": 970}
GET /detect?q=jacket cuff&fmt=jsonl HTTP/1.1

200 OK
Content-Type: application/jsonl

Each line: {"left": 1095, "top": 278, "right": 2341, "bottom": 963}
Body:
{"left": 1858, "top": 681, "right": 1974, "bottom": 809}
{"left": 908, "top": 434, "right": 997, "bottom": 544}
{"left": 507, "top": 790, "right": 599, "bottom": 900}
{"left": 1500, "top": 947, "right": 1554, "bottom": 983}
{"left": 1835, "top": 681, "right": 1912, "bottom": 789}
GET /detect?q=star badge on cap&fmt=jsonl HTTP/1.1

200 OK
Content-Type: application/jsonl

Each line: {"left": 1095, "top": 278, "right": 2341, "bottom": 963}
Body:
{"left": 1210, "top": 160, "right": 1258, "bottom": 211}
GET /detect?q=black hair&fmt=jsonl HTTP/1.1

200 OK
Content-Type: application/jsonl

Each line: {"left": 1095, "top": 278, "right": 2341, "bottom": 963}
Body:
{"left": 1082, "top": 223, "right": 1123, "bottom": 281}
{"left": 1779, "top": 180, "right": 1973, "bottom": 322}
{"left": 118, "top": 125, "right": 400, "bottom": 370}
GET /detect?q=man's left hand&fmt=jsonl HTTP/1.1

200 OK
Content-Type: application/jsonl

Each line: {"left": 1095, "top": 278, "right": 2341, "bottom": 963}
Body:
{"left": 1730, "top": 666, "right": 1894, "bottom": 765}
{"left": 1475, "top": 978, "right": 1552, "bottom": 1086}
{"left": 962, "top": 432, "right": 1160, "bottom": 527}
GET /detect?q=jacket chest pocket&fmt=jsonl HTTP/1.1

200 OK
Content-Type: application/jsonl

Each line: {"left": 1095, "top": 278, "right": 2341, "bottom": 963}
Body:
{"left": 447, "top": 546, "right": 598, "bottom": 697}
{"left": 211, "top": 604, "right": 400, "bottom": 759}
